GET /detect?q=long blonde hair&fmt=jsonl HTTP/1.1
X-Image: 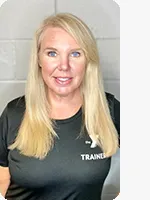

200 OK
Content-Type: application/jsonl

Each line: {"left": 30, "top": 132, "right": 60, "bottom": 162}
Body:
{"left": 9, "top": 13, "right": 119, "bottom": 159}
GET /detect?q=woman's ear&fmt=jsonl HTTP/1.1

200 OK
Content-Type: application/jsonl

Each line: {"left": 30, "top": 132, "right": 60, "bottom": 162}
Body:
{"left": 39, "top": 63, "right": 42, "bottom": 68}
{"left": 38, "top": 56, "right": 42, "bottom": 68}
{"left": 38, "top": 62, "right": 42, "bottom": 68}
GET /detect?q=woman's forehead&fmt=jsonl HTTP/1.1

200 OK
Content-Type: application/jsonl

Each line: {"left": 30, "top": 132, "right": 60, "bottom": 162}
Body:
{"left": 40, "top": 27, "right": 81, "bottom": 50}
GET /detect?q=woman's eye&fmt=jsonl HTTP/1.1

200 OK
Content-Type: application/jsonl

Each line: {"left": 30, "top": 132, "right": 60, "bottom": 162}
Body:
{"left": 71, "top": 52, "right": 81, "bottom": 57}
{"left": 48, "top": 51, "right": 57, "bottom": 57}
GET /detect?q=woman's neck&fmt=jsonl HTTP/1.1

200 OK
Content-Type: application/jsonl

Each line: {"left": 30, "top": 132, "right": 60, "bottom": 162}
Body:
{"left": 48, "top": 91, "right": 83, "bottom": 120}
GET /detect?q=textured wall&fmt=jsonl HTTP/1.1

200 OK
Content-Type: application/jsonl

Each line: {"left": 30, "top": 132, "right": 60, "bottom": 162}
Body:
{"left": 0, "top": 1, "right": 120, "bottom": 199}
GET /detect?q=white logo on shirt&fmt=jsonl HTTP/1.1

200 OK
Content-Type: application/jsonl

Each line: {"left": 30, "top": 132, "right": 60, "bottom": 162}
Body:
{"left": 81, "top": 153, "right": 106, "bottom": 160}
{"left": 85, "top": 140, "right": 97, "bottom": 148}
{"left": 85, "top": 137, "right": 97, "bottom": 148}
{"left": 82, "top": 137, "right": 105, "bottom": 160}
{"left": 90, "top": 140, "right": 97, "bottom": 148}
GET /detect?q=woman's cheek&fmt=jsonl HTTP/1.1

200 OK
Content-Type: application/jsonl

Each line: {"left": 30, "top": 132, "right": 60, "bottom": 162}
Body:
{"left": 41, "top": 59, "right": 54, "bottom": 71}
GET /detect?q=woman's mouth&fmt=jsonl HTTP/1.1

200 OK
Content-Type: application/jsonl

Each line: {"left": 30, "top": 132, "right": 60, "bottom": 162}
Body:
{"left": 55, "top": 77, "right": 73, "bottom": 85}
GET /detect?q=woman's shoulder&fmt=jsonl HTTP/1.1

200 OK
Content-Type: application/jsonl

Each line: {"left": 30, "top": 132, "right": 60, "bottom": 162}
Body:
{"left": 7, "top": 95, "right": 25, "bottom": 108}
{"left": 105, "top": 92, "right": 120, "bottom": 139}
{"left": 2, "top": 95, "right": 26, "bottom": 123}
{"left": 105, "top": 92, "right": 119, "bottom": 105}
{"left": 105, "top": 91, "right": 120, "bottom": 124}
{"left": 6, "top": 95, "right": 25, "bottom": 114}
{"left": 0, "top": 96, "right": 26, "bottom": 150}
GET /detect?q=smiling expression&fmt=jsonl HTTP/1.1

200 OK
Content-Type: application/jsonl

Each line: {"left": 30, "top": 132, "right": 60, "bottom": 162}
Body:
{"left": 38, "top": 27, "right": 86, "bottom": 98}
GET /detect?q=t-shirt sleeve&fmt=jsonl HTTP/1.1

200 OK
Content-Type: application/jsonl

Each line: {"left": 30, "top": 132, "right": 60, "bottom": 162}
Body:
{"left": 0, "top": 105, "right": 9, "bottom": 167}
{"left": 114, "top": 98, "right": 120, "bottom": 146}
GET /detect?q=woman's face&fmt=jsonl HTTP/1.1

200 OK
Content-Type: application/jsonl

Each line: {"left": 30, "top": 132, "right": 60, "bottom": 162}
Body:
{"left": 39, "top": 27, "right": 86, "bottom": 98}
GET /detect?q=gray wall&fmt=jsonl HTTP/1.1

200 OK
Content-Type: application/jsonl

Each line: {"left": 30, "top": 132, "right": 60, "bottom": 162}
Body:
{"left": 0, "top": 1, "right": 120, "bottom": 199}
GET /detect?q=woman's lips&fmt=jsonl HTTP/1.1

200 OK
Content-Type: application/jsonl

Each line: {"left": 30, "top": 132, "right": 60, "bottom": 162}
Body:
{"left": 54, "top": 77, "right": 73, "bottom": 85}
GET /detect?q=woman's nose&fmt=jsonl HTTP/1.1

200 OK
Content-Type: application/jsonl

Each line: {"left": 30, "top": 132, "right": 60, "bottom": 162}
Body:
{"left": 57, "top": 55, "right": 70, "bottom": 71}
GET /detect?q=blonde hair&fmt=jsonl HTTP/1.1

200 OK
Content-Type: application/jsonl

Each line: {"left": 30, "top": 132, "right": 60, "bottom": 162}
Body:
{"left": 9, "top": 13, "right": 119, "bottom": 159}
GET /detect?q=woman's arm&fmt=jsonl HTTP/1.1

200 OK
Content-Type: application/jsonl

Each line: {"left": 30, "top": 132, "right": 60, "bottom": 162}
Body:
{"left": 0, "top": 166, "right": 10, "bottom": 197}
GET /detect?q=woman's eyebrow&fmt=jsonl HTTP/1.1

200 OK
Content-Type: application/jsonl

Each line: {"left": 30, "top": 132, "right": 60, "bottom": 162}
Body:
{"left": 70, "top": 48, "right": 83, "bottom": 51}
{"left": 43, "top": 47, "right": 83, "bottom": 52}
{"left": 43, "top": 47, "right": 57, "bottom": 51}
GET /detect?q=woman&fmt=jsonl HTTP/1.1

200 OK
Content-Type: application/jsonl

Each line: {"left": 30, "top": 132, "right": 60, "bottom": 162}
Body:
{"left": 0, "top": 13, "right": 120, "bottom": 200}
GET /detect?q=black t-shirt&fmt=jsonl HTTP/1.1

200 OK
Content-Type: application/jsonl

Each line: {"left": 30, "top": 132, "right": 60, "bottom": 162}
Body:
{"left": 0, "top": 93, "right": 120, "bottom": 200}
